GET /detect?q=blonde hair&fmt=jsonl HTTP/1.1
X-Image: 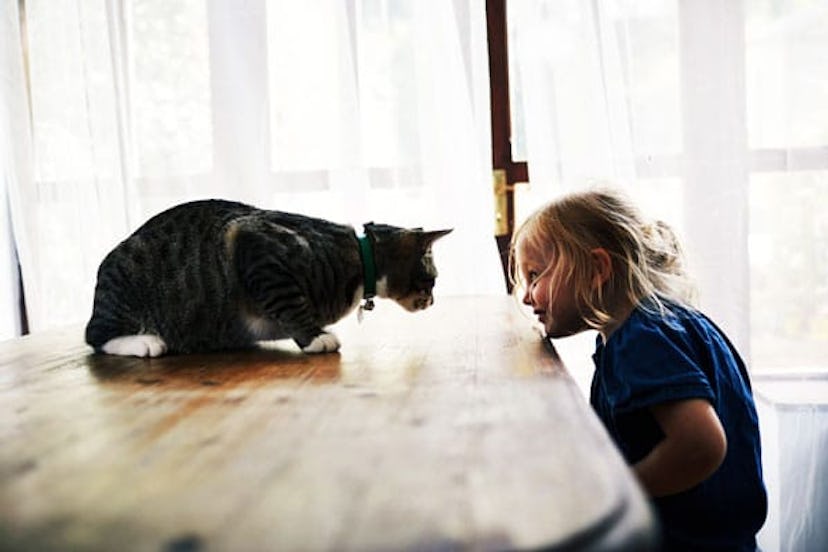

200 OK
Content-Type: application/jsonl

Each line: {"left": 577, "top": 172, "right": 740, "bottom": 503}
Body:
{"left": 509, "top": 188, "right": 697, "bottom": 329}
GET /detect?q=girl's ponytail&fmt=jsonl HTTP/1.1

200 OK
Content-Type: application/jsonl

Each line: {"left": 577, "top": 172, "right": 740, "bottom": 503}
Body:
{"left": 640, "top": 219, "right": 697, "bottom": 307}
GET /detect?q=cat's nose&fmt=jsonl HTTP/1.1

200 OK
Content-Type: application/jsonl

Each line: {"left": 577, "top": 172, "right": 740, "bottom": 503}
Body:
{"left": 414, "top": 296, "right": 434, "bottom": 310}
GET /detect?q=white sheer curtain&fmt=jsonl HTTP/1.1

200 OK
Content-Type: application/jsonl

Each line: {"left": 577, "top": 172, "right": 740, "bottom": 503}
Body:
{"left": 1, "top": 0, "right": 501, "bottom": 336}
{"left": 509, "top": 0, "right": 828, "bottom": 373}
{"left": 1, "top": 4, "right": 30, "bottom": 340}
{"left": 510, "top": 0, "right": 751, "bottom": 352}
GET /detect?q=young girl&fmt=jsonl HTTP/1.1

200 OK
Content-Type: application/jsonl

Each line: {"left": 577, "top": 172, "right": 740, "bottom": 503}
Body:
{"left": 511, "top": 189, "right": 767, "bottom": 551}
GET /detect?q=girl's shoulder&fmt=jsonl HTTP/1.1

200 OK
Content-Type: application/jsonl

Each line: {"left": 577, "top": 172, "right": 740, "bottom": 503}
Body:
{"left": 607, "top": 299, "right": 707, "bottom": 351}
{"left": 596, "top": 300, "right": 719, "bottom": 411}
{"left": 634, "top": 298, "right": 704, "bottom": 328}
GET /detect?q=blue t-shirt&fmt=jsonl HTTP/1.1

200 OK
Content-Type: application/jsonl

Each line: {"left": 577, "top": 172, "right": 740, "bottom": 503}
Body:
{"left": 590, "top": 302, "right": 767, "bottom": 551}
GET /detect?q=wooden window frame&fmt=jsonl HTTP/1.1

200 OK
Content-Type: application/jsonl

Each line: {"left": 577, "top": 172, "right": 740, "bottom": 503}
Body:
{"left": 486, "top": 0, "right": 525, "bottom": 291}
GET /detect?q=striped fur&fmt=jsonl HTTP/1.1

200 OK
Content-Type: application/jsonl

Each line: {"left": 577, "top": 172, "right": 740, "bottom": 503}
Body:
{"left": 85, "top": 199, "right": 450, "bottom": 356}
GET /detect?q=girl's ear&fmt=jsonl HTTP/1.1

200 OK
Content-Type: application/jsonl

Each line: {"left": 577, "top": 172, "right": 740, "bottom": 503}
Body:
{"left": 591, "top": 248, "right": 612, "bottom": 287}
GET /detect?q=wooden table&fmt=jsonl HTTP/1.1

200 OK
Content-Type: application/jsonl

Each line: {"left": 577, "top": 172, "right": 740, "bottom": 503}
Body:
{"left": 0, "top": 296, "right": 656, "bottom": 551}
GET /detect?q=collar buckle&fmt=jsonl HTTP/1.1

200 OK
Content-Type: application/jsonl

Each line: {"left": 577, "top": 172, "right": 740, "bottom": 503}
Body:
{"left": 357, "top": 230, "right": 377, "bottom": 323}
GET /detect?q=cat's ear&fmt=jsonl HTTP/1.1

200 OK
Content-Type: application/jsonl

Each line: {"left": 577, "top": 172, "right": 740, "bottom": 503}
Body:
{"left": 363, "top": 223, "right": 399, "bottom": 243}
{"left": 420, "top": 229, "right": 453, "bottom": 249}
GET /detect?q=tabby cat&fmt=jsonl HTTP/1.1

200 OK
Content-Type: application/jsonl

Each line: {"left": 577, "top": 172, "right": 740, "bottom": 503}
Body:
{"left": 85, "top": 199, "right": 451, "bottom": 357}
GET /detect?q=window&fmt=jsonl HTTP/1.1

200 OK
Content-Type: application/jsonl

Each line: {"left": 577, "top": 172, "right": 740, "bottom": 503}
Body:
{"left": 131, "top": 0, "right": 212, "bottom": 178}
{"left": 746, "top": 0, "right": 828, "bottom": 372}
{"left": 505, "top": 0, "right": 828, "bottom": 372}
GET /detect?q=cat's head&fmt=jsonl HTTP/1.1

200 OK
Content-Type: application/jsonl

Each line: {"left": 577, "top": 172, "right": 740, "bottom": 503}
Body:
{"left": 364, "top": 223, "right": 452, "bottom": 312}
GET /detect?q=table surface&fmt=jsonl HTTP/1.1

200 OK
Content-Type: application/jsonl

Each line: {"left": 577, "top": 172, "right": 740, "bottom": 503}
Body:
{"left": 0, "top": 295, "right": 656, "bottom": 551}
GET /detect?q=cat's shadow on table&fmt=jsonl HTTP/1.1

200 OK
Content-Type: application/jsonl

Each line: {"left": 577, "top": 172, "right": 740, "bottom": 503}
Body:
{"left": 85, "top": 342, "right": 342, "bottom": 389}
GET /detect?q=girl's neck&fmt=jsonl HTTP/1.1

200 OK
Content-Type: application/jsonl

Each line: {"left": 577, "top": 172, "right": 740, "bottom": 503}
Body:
{"left": 598, "top": 297, "right": 636, "bottom": 344}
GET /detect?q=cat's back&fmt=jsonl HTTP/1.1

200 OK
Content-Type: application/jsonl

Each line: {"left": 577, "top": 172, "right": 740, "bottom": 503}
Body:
{"left": 130, "top": 199, "right": 351, "bottom": 243}
{"left": 131, "top": 199, "right": 256, "bottom": 240}
{"left": 97, "top": 200, "right": 252, "bottom": 269}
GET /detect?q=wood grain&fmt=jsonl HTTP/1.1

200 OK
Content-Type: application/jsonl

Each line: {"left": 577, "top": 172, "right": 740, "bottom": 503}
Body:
{"left": 0, "top": 296, "right": 655, "bottom": 551}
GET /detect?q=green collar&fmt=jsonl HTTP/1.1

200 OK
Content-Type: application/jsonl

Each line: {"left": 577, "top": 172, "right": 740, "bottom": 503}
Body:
{"left": 358, "top": 235, "right": 376, "bottom": 302}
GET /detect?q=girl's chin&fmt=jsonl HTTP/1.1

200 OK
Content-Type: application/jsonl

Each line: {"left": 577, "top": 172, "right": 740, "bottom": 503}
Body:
{"left": 544, "top": 323, "right": 586, "bottom": 339}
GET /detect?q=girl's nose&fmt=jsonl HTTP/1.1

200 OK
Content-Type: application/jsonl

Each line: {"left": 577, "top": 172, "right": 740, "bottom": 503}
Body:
{"left": 522, "top": 288, "right": 532, "bottom": 306}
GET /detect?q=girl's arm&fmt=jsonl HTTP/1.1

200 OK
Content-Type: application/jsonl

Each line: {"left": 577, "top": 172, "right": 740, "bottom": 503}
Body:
{"left": 632, "top": 398, "right": 727, "bottom": 497}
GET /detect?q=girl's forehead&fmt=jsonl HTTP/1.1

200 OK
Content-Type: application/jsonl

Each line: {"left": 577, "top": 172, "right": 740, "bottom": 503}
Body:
{"left": 516, "top": 238, "right": 550, "bottom": 266}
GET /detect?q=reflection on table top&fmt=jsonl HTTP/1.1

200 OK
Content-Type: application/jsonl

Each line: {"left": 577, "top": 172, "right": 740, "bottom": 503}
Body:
{"left": 0, "top": 295, "right": 656, "bottom": 551}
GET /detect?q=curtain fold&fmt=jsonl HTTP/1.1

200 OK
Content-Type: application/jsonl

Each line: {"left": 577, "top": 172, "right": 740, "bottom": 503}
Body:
{"left": 510, "top": 0, "right": 638, "bottom": 203}
{"left": 3, "top": 0, "right": 501, "bottom": 335}
{"left": 1, "top": 0, "right": 32, "bottom": 340}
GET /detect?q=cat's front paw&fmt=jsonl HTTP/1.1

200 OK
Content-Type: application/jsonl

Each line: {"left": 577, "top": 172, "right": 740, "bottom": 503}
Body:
{"left": 301, "top": 332, "right": 341, "bottom": 354}
{"left": 101, "top": 335, "right": 168, "bottom": 357}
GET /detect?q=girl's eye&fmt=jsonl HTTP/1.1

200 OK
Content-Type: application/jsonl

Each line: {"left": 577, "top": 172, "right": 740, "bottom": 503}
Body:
{"left": 527, "top": 270, "right": 539, "bottom": 283}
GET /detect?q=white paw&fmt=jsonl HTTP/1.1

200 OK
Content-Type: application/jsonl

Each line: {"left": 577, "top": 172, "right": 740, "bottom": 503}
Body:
{"left": 101, "top": 335, "right": 168, "bottom": 357}
{"left": 302, "top": 333, "right": 341, "bottom": 354}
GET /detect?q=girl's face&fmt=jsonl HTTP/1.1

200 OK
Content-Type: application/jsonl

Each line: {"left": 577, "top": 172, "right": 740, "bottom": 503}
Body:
{"left": 518, "top": 244, "right": 589, "bottom": 338}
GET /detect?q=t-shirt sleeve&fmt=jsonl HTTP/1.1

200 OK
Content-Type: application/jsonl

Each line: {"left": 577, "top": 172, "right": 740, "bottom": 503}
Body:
{"left": 603, "top": 320, "right": 715, "bottom": 414}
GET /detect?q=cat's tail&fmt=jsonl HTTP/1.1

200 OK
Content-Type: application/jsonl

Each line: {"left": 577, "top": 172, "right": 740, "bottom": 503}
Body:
{"left": 86, "top": 307, "right": 164, "bottom": 356}
{"left": 85, "top": 312, "right": 117, "bottom": 352}
{"left": 85, "top": 291, "right": 141, "bottom": 352}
